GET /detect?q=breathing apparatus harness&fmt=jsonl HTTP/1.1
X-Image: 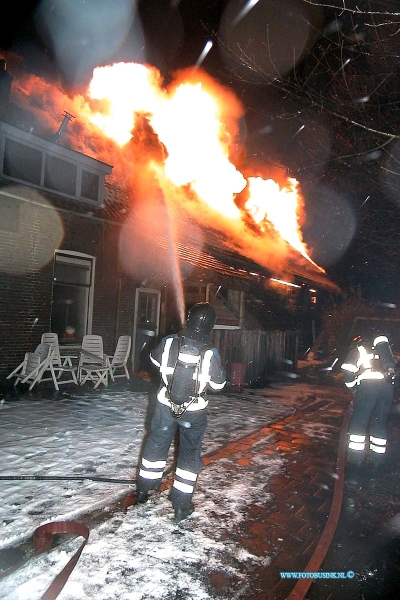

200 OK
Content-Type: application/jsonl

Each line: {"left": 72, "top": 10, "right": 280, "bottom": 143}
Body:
{"left": 160, "top": 334, "right": 213, "bottom": 418}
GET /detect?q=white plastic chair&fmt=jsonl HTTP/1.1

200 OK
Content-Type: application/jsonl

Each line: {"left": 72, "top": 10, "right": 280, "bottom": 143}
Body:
{"left": 7, "top": 343, "right": 53, "bottom": 391}
{"left": 40, "top": 332, "right": 78, "bottom": 390}
{"left": 78, "top": 335, "right": 112, "bottom": 389}
{"left": 110, "top": 336, "right": 131, "bottom": 380}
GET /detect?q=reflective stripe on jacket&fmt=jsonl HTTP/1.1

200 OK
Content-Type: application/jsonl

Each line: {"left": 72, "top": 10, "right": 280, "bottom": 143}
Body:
{"left": 341, "top": 335, "right": 395, "bottom": 388}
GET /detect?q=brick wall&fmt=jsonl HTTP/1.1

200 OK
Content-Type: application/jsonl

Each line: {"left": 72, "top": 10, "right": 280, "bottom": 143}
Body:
{"left": 0, "top": 197, "right": 124, "bottom": 388}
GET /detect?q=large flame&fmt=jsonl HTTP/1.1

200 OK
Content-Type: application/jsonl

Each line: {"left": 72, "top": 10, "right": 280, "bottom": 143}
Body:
{"left": 8, "top": 57, "right": 324, "bottom": 273}
{"left": 87, "top": 63, "right": 245, "bottom": 219}
{"left": 85, "top": 62, "right": 321, "bottom": 269}
{"left": 245, "top": 176, "right": 320, "bottom": 267}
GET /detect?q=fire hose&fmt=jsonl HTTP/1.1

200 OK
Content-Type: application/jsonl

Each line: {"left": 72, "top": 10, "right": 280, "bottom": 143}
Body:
{"left": 287, "top": 402, "right": 352, "bottom": 600}
{"left": 0, "top": 463, "right": 175, "bottom": 484}
{"left": 0, "top": 520, "right": 89, "bottom": 600}
{"left": 0, "top": 466, "right": 176, "bottom": 598}
{"left": 0, "top": 475, "right": 137, "bottom": 483}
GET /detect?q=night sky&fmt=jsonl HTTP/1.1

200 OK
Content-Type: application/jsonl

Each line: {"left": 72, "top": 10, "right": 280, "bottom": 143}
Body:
{"left": 1, "top": 0, "right": 400, "bottom": 304}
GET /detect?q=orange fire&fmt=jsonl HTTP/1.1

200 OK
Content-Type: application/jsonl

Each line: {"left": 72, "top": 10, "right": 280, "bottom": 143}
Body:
{"left": 9, "top": 57, "right": 324, "bottom": 273}
{"left": 85, "top": 62, "right": 322, "bottom": 270}
{"left": 245, "top": 176, "right": 321, "bottom": 268}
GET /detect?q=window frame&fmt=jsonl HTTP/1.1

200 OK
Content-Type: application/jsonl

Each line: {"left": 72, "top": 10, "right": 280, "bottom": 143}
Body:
{"left": 51, "top": 250, "right": 96, "bottom": 347}
{"left": 0, "top": 122, "right": 112, "bottom": 206}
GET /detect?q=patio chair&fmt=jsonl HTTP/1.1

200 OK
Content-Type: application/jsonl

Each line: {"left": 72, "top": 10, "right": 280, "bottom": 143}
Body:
{"left": 40, "top": 332, "right": 78, "bottom": 390}
{"left": 7, "top": 343, "right": 53, "bottom": 391}
{"left": 109, "top": 335, "right": 132, "bottom": 380}
{"left": 78, "top": 335, "right": 112, "bottom": 389}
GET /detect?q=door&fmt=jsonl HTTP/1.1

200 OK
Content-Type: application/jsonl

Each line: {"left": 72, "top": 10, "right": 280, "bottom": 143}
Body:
{"left": 132, "top": 288, "right": 161, "bottom": 373}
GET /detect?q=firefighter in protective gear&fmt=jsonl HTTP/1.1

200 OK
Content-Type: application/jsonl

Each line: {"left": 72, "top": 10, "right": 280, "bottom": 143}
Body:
{"left": 341, "top": 334, "right": 396, "bottom": 467}
{"left": 136, "top": 303, "right": 226, "bottom": 522}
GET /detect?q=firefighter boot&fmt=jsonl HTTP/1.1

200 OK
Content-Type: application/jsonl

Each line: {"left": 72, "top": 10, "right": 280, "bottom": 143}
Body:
{"left": 345, "top": 463, "right": 364, "bottom": 486}
{"left": 174, "top": 503, "right": 194, "bottom": 523}
{"left": 136, "top": 490, "right": 149, "bottom": 504}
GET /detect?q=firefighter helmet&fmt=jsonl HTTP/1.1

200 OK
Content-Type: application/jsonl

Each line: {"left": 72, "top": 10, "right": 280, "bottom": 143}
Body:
{"left": 186, "top": 302, "right": 216, "bottom": 334}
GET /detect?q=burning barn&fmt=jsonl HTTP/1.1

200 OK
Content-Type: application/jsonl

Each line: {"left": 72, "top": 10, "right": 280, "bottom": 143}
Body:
{"left": 0, "top": 58, "right": 339, "bottom": 388}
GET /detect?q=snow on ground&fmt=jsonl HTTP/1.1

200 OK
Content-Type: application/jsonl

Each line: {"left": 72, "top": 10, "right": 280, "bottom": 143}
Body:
{"left": 0, "top": 383, "right": 301, "bottom": 599}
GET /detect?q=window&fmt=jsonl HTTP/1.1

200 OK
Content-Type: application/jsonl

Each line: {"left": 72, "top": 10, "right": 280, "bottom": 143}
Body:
{"left": 51, "top": 251, "right": 95, "bottom": 345}
{"left": 44, "top": 154, "right": 77, "bottom": 196}
{"left": 3, "top": 138, "right": 42, "bottom": 185}
{"left": 138, "top": 292, "right": 158, "bottom": 326}
{"left": 81, "top": 170, "right": 99, "bottom": 201}
{"left": 0, "top": 122, "right": 111, "bottom": 206}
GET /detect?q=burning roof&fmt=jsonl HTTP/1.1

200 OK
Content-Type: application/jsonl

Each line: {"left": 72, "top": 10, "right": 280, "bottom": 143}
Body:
{"left": 3, "top": 55, "right": 339, "bottom": 292}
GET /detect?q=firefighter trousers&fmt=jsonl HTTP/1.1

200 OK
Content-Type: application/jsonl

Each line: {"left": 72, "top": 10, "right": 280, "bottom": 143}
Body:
{"left": 136, "top": 401, "right": 207, "bottom": 510}
{"left": 348, "top": 380, "right": 393, "bottom": 465}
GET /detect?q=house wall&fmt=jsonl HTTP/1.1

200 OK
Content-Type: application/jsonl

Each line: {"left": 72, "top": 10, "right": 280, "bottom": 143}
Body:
{"left": 1, "top": 196, "right": 303, "bottom": 390}
{"left": 1, "top": 198, "right": 57, "bottom": 383}
{"left": 116, "top": 277, "right": 137, "bottom": 345}
{"left": 0, "top": 196, "right": 127, "bottom": 387}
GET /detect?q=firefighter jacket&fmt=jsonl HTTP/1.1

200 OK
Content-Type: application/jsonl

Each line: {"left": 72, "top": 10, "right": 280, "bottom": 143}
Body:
{"left": 341, "top": 335, "right": 396, "bottom": 389}
{"left": 149, "top": 327, "right": 226, "bottom": 411}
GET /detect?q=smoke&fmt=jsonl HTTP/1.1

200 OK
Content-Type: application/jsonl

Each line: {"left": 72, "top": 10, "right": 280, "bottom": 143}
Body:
{"left": 33, "top": 0, "right": 144, "bottom": 88}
